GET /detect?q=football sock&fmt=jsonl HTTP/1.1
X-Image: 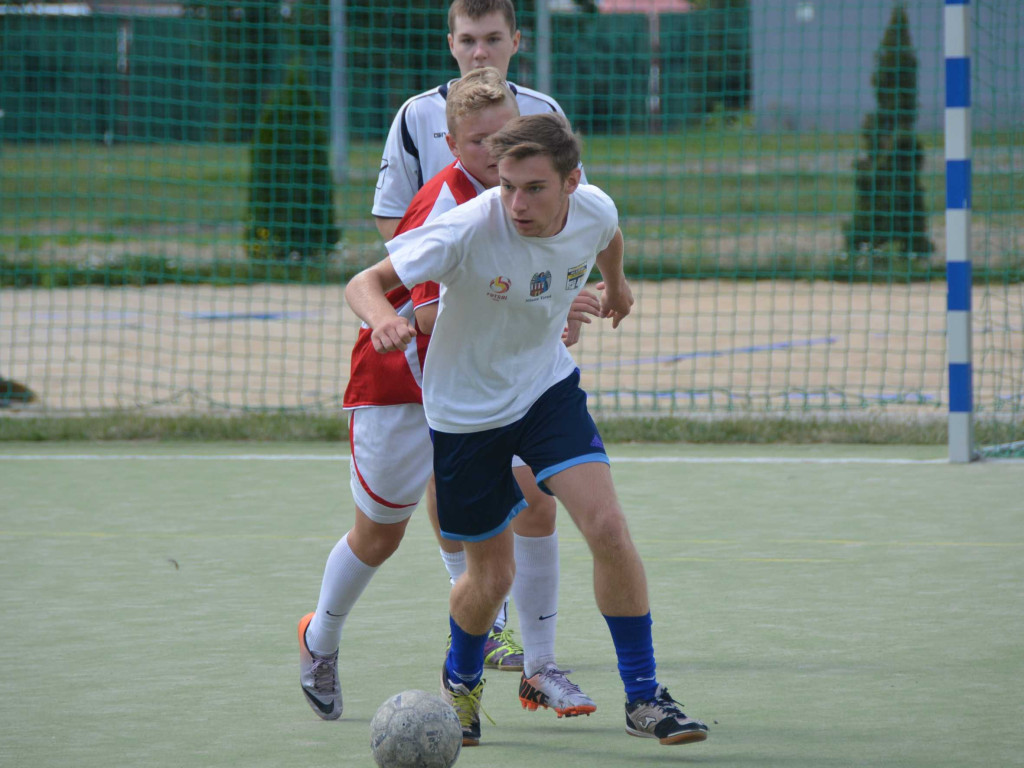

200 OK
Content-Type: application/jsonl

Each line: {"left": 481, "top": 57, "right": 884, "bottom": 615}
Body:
{"left": 446, "top": 616, "right": 487, "bottom": 689}
{"left": 439, "top": 547, "right": 466, "bottom": 586}
{"left": 492, "top": 598, "right": 510, "bottom": 633}
{"left": 603, "top": 612, "right": 658, "bottom": 703}
{"left": 306, "top": 533, "right": 378, "bottom": 656}
{"left": 511, "top": 531, "right": 559, "bottom": 676}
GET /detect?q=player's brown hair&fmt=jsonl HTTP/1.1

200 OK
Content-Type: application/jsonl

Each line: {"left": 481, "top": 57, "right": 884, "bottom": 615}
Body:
{"left": 445, "top": 66, "right": 519, "bottom": 135}
{"left": 447, "top": 0, "right": 517, "bottom": 34}
{"left": 484, "top": 113, "right": 581, "bottom": 181}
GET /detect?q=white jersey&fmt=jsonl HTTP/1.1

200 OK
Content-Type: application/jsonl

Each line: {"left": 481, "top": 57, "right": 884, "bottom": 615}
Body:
{"left": 387, "top": 184, "right": 618, "bottom": 433}
{"left": 372, "top": 80, "right": 586, "bottom": 219}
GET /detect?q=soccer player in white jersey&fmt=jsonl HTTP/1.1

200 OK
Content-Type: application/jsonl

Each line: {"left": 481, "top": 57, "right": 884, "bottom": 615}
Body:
{"left": 372, "top": 0, "right": 586, "bottom": 679}
{"left": 298, "top": 70, "right": 598, "bottom": 725}
{"left": 345, "top": 113, "right": 710, "bottom": 748}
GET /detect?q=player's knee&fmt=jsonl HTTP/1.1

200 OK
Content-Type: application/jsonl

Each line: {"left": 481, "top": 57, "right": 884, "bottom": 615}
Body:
{"left": 349, "top": 518, "right": 407, "bottom": 566}
{"left": 471, "top": 561, "right": 515, "bottom": 602}
{"left": 579, "top": 505, "right": 631, "bottom": 553}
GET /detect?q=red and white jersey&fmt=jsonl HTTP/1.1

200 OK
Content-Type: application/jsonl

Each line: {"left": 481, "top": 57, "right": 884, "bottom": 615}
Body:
{"left": 343, "top": 161, "right": 486, "bottom": 408}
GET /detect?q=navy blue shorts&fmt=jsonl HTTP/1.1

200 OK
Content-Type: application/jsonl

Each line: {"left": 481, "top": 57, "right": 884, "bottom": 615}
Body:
{"left": 430, "top": 369, "right": 609, "bottom": 541}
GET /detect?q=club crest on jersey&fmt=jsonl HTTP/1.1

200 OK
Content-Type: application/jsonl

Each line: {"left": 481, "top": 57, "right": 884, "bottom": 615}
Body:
{"left": 530, "top": 270, "right": 551, "bottom": 297}
{"left": 565, "top": 261, "right": 588, "bottom": 290}
{"left": 487, "top": 275, "right": 511, "bottom": 301}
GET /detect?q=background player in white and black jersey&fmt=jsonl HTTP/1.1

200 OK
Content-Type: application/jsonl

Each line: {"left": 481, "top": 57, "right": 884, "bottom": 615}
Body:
{"left": 371, "top": 0, "right": 589, "bottom": 680}
{"left": 372, "top": 0, "right": 585, "bottom": 241}
{"left": 298, "top": 69, "right": 600, "bottom": 726}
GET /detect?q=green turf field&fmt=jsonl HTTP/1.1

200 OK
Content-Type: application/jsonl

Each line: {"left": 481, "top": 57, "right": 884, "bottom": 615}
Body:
{"left": 1, "top": 442, "right": 1022, "bottom": 768}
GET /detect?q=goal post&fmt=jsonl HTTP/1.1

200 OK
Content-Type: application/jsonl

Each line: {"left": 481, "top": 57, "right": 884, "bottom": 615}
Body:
{"left": 944, "top": 0, "right": 974, "bottom": 463}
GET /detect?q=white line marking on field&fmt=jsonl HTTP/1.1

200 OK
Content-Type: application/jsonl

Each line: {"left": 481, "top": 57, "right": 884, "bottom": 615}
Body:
{"left": 0, "top": 453, "right": 958, "bottom": 465}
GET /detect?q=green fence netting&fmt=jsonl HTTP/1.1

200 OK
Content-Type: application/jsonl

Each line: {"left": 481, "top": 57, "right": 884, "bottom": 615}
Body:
{"left": 0, "top": 1, "right": 1020, "bottom": 451}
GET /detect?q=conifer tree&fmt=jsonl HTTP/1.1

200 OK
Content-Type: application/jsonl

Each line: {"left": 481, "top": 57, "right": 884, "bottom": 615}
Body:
{"left": 246, "top": 61, "right": 339, "bottom": 261}
{"left": 846, "top": 4, "right": 933, "bottom": 258}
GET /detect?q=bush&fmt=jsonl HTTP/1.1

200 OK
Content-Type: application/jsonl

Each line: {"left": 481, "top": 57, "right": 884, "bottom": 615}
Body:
{"left": 246, "top": 60, "right": 340, "bottom": 262}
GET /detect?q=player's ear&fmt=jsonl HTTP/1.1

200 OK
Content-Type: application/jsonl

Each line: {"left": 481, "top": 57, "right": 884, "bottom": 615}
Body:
{"left": 447, "top": 32, "right": 456, "bottom": 57}
{"left": 445, "top": 132, "right": 459, "bottom": 158}
{"left": 564, "top": 168, "right": 581, "bottom": 194}
{"left": 510, "top": 29, "right": 521, "bottom": 55}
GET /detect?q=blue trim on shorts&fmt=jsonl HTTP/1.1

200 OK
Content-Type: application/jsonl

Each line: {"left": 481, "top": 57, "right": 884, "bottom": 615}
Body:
{"left": 534, "top": 453, "right": 611, "bottom": 494}
{"left": 440, "top": 497, "right": 529, "bottom": 542}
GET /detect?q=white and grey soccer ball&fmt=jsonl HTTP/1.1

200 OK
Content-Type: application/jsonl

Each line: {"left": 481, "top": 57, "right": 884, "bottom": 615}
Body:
{"left": 369, "top": 689, "right": 462, "bottom": 768}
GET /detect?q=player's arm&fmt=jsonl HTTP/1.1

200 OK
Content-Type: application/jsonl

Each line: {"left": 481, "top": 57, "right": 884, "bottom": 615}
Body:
{"left": 593, "top": 228, "right": 633, "bottom": 329}
{"left": 374, "top": 217, "right": 402, "bottom": 241}
{"left": 414, "top": 303, "right": 438, "bottom": 336}
{"left": 372, "top": 106, "right": 422, "bottom": 241}
{"left": 345, "top": 258, "right": 417, "bottom": 353}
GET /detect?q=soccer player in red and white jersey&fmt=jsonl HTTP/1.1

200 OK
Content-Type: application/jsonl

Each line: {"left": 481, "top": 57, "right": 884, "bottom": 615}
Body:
{"left": 298, "top": 68, "right": 599, "bottom": 726}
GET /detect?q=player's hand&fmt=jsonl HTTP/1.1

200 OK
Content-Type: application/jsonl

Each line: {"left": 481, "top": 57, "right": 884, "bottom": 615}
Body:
{"left": 597, "top": 280, "right": 634, "bottom": 329}
{"left": 562, "top": 288, "right": 602, "bottom": 347}
{"left": 371, "top": 318, "right": 416, "bottom": 353}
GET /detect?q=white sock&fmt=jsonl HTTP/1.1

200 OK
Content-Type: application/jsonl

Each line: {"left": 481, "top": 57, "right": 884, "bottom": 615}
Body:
{"left": 440, "top": 547, "right": 466, "bottom": 586}
{"left": 492, "top": 597, "right": 509, "bottom": 632}
{"left": 306, "top": 533, "right": 378, "bottom": 656}
{"left": 511, "top": 531, "right": 559, "bottom": 676}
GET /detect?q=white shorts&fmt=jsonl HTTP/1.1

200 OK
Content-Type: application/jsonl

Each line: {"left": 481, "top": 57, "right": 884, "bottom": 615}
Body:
{"left": 348, "top": 404, "right": 433, "bottom": 523}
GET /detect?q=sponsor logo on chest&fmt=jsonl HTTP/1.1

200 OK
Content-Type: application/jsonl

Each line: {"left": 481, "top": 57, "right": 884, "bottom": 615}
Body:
{"left": 487, "top": 275, "right": 511, "bottom": 301}
{"left": 565, "top": 261, "right": 588, "bottom": 290}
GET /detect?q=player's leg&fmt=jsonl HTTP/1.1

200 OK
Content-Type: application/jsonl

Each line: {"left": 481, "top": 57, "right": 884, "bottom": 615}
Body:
{"left": 523, "top": 371, "right": 708, "bottom": 744}
{"left": 299, "top": 405, "right": 431, "bottom": 721}
{"left": 510, "top": 461, "right": 557, "bottom": 672}
{"left": 426, "top": 474, "right": 467, "bottom": 587}
{"left": 511, "top": 462, "right": 597, "bottom": 717}
{"left": 432, "top": 424, "right": 523, "bottom": 745}
{"left": 545, "top": 463, "right": 707, "bottom": 744}
{"left": 430, "top": 472, "right": 524, "bottom": 670}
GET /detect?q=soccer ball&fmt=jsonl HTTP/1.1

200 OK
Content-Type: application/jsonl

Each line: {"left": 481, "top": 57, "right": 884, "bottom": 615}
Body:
{"left": 369, "top": 689, "right": 462, "bottom": 768}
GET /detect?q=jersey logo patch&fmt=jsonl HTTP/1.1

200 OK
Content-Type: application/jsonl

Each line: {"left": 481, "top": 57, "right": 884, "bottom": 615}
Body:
{"left": 565, "top": 261, "right": 587, "bottom": 290}
{"left": 375, "top": 161, "right": 388, "bottom": 190}
{"left": 487, "top": 276, "right": 511, "bottom": 301}
{"left": 529, "top": 270, "right": 551, "bottom": 297}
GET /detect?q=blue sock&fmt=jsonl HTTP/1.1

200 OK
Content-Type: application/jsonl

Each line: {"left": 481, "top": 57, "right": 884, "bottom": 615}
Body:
{"left": 446, "top": 615, "right": 487, "bottom": 690}
{"left": 604, "top": 612, "right": 658, "bottom": 703}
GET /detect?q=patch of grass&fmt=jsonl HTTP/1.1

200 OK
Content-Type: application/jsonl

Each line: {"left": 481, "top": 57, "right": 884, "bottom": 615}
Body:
{"left": 3, "top": 412, "right": 1019, "bottom": 449}
{"left": 0, "top": 254, "right": 370, "bottom": 288}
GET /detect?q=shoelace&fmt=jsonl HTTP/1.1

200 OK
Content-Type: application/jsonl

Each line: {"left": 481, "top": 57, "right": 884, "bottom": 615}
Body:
{"left": 652, "top": 688, "right": 687, "bottom": 717}
{"left": 538, "top": 667, "right": 586, "bottom": 698}
{"left": 450, "top": 681, "right": 496, "bottom": 727}
{"left": 489, "top": 627, "right": 523, "bottom": 654}
{"left": 309, "top": 656, "right": 338, "bottom": 695}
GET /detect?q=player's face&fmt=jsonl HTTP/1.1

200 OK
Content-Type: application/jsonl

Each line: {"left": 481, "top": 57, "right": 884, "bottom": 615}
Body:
{"left": 498, "top": 155, "right": 581, "bottom": 238}
{"left": 446, "top": 103, "right": 519, "bottom": 188}
{"left": 447, "top": 12, "right": 521, "bottom": 77}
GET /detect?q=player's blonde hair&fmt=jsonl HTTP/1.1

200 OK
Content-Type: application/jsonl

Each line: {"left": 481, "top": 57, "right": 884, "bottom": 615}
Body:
{"left": 484, "top": 113, "right": 581, "bottom": 181}
{"left": 445, "top": 66, "right": 519, "bottom": 136}
{"left": 448, "top": 0, "right": 516, "bottom": 34}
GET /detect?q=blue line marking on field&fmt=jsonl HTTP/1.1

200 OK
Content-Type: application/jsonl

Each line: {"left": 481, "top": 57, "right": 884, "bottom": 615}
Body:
{"left": 184, "top": 311, "right": 315, "bottom": 322}
{"left": 581, "top": 336, "right": 839, "bottom": 370}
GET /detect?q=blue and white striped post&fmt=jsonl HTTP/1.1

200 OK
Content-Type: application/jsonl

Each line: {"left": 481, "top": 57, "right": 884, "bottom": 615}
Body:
{"left": 945, "top": 0, "right": 974, "bottom": 463}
